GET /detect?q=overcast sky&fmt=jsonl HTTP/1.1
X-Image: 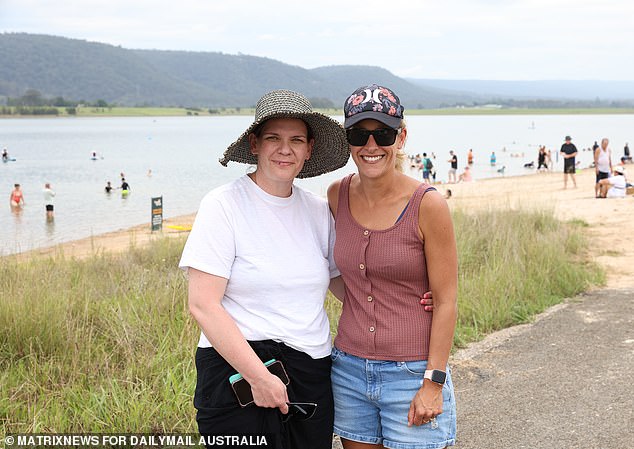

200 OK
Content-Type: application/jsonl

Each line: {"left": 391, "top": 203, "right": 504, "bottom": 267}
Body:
{"left": 2, "top": 0, "right": 633, "bottom": 80}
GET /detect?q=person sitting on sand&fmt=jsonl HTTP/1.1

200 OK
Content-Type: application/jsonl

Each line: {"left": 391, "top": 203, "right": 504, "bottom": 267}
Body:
{"left": 458, "top": 166, "right": 473, "bottom": 182}
{"left": 598, "top": 165, "right": 627, "bottom": 198}
{"left": 10, "top": 183, "right": 25, "bottom": 207}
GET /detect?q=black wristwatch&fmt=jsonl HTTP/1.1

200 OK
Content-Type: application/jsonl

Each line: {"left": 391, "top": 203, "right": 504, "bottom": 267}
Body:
{"left": 424, "top": 369, "right": 446, "bottom": 385}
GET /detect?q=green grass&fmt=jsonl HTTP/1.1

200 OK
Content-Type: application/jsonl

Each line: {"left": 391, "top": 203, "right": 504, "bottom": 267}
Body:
{"left": 449, "top": 209, "right": 603, "bottom": 346}
{"left": 1, "top": 208, "right": 603, "bottom": 433}
{"left": 0, "top": 106, "right": 256, "bottom": 117}
{"left": 71, "top": 107, "right": 255, "bottom": 117}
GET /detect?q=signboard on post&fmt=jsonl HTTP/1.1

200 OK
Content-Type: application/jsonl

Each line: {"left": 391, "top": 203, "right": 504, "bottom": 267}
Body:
{"left": 151, "top": 196, "right": 163, "bottom": 231}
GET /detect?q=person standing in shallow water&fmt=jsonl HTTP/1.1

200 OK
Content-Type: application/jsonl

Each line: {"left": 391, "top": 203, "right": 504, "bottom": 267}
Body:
{"left": 43, "top": 183, "right": 55, "bottom": 220}
{"left": 329, "top": 84, "right": 458, "bottom": 449}
{"left": 120, "top": 178, "right": 130, "bottom": 197}
{"left": 560, "top": 135, "right": 578, "bottom": 189}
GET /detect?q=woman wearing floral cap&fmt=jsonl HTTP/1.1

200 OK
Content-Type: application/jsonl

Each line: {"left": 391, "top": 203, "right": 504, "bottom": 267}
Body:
{"left": 180, "top": 89, "right": 349, "bottom": 448}
{"left": 328, "top": 84, "right": 458, "bottom": 449}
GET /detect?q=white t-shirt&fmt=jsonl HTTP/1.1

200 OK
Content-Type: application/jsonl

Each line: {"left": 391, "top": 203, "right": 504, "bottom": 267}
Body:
{"left": 43, "top": 187, "right": 55, "bottom": 205}
{"left": 179, "top": 175, "right": 339, "bottom": 359}
{"left": 607, "top": 174, "right": 626, "bottom": 198}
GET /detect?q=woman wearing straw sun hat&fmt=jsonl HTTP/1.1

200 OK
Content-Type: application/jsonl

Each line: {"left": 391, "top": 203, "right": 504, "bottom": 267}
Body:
{"left": 328, "top": 84, "right": 458, "bottom": 449}
{"left": 179, "top": 90, "right": 349, "bottom": 448}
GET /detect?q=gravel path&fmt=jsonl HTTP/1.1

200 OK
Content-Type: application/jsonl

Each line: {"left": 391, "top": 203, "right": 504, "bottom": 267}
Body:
{"left": 451, "top": 288, "right": 634, "bottom": 449}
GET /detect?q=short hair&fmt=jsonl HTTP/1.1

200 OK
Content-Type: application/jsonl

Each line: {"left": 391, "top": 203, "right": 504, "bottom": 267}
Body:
{"left": 252, "top": 118, "right": 313, "bottom": 141}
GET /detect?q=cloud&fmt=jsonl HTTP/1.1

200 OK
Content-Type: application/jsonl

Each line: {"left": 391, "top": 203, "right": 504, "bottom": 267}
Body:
{"left": 1, "top": 0, "right": 633, "bottom": 79}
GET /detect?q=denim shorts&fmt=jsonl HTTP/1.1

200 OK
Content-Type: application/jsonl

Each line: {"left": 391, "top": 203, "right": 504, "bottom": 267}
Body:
{"left": 331, "top": 347, "right": 456, "bottom": 449}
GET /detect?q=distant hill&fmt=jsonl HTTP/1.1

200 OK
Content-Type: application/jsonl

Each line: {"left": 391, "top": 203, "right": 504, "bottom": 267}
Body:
{"left": 2, "top": 33, "right": 632, "bottom": 109}
{"left": 0, "top": 33, "right": 472, "bottom": 108}
{"left": 409, "top": 79, "right": 634, "bottom": 101}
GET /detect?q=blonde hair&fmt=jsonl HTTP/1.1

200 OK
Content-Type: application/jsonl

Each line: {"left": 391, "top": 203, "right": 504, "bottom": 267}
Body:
{"left": 395, "top": 119, "right": 407, "bottom": 172}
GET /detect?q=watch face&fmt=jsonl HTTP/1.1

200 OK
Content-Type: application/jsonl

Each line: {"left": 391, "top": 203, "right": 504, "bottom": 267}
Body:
{"left": 432, "top": 370, "right": 447, "bottom": 384}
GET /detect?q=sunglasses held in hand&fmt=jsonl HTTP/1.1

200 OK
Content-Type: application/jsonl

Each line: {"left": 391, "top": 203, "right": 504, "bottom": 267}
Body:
{"left": 282, "top": 402, "right": 318, "bottom": 423}
{"left": 346, "top": 128, "right": 400, "bottom": 146}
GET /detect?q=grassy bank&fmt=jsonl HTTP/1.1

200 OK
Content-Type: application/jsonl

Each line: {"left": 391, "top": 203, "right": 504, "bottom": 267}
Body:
{"left": 0, "top": 106, "right": 254, "bottom": 118}
{"left": 1, "top": 209, "right": 602, "bottom": 433}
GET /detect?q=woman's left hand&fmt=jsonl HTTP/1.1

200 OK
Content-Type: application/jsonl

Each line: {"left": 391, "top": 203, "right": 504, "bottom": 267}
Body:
{"left": 407, "top": 381, "right": 443, "bottom": 426}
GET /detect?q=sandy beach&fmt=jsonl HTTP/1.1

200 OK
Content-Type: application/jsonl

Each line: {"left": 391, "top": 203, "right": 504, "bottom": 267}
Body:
{"left": 18, "top": 168, "right": 634, "bottom": 289}
{"left": 445, "top": 167, "right": 634, "bottom": 289}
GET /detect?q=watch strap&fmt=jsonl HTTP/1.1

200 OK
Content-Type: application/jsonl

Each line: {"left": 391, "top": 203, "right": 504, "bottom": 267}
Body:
{"left": 424, "top": 369, "right": 446, "bottom": 385}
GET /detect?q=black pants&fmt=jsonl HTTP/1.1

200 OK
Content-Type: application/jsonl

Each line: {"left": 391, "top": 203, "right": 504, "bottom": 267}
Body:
{"left": 194, "top": 340, "right": 333, "bottom": 449}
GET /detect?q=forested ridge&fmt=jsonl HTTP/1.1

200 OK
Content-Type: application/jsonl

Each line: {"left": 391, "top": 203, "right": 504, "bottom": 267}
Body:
{"left": 0, "top": 33, "right": 463, "bottom": 108}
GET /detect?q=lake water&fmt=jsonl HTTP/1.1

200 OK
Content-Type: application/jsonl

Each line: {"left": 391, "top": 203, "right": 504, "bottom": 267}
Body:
{"left": 1, "top": 114, "right": 631, "bottom": 255}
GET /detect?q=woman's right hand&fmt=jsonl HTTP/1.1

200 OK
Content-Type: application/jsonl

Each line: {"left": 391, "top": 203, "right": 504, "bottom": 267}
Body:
{"left": 420, "top": 291, "right": 434, "bottom": 312}
{"left": 250, "top": 373, "right": 289, "bottom": 414}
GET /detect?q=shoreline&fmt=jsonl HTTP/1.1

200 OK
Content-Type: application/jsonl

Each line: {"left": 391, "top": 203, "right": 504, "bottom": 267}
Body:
{"left": 12, "top": 168, "right": 634, "bottom": 289}
{"left": 14, "top": 214, "right": 196, "bottom": 261}
{"left": 2, "top": 107, "right": 634, "bottom": 119}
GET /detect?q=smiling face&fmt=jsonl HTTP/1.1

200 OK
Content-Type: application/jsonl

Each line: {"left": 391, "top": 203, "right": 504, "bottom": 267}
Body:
{"left": 248, "top": 118, "right": 313, "bottom": 195}
{"left": 348, "top": 119, "right": 406, "bottom": 179}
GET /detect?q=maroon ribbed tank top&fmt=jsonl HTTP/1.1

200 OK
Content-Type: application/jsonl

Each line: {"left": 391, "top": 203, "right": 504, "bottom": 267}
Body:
{"left": 334, "top": 174, "right": 434, "bottom": 361}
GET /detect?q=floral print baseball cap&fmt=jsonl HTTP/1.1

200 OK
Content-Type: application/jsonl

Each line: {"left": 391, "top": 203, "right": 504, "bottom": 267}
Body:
{"left": 343, "top": 84, "right": 405, "bottom": 130}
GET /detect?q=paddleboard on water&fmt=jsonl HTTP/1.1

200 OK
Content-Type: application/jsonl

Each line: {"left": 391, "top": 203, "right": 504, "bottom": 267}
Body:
{"left": 166, "top": 224, "right": 192, "bottom": 231}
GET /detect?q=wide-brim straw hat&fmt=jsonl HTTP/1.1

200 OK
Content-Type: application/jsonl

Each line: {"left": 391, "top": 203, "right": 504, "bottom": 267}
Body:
{"left": 220, "top": 90, "right": 349, "bottom": 178}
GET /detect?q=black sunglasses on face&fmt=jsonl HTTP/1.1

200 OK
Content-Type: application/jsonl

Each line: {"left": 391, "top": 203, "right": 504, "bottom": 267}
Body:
{"left": 282, "top": 402, "right": 318, "bottom": 423}
{"left": 346, "top": 128, "right": 400, "bottom": 147}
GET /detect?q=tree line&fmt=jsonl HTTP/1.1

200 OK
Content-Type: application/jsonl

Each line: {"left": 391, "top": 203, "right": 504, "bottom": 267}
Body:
{"left": 1, "top": 89, "right": 111, "bottom": 115}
